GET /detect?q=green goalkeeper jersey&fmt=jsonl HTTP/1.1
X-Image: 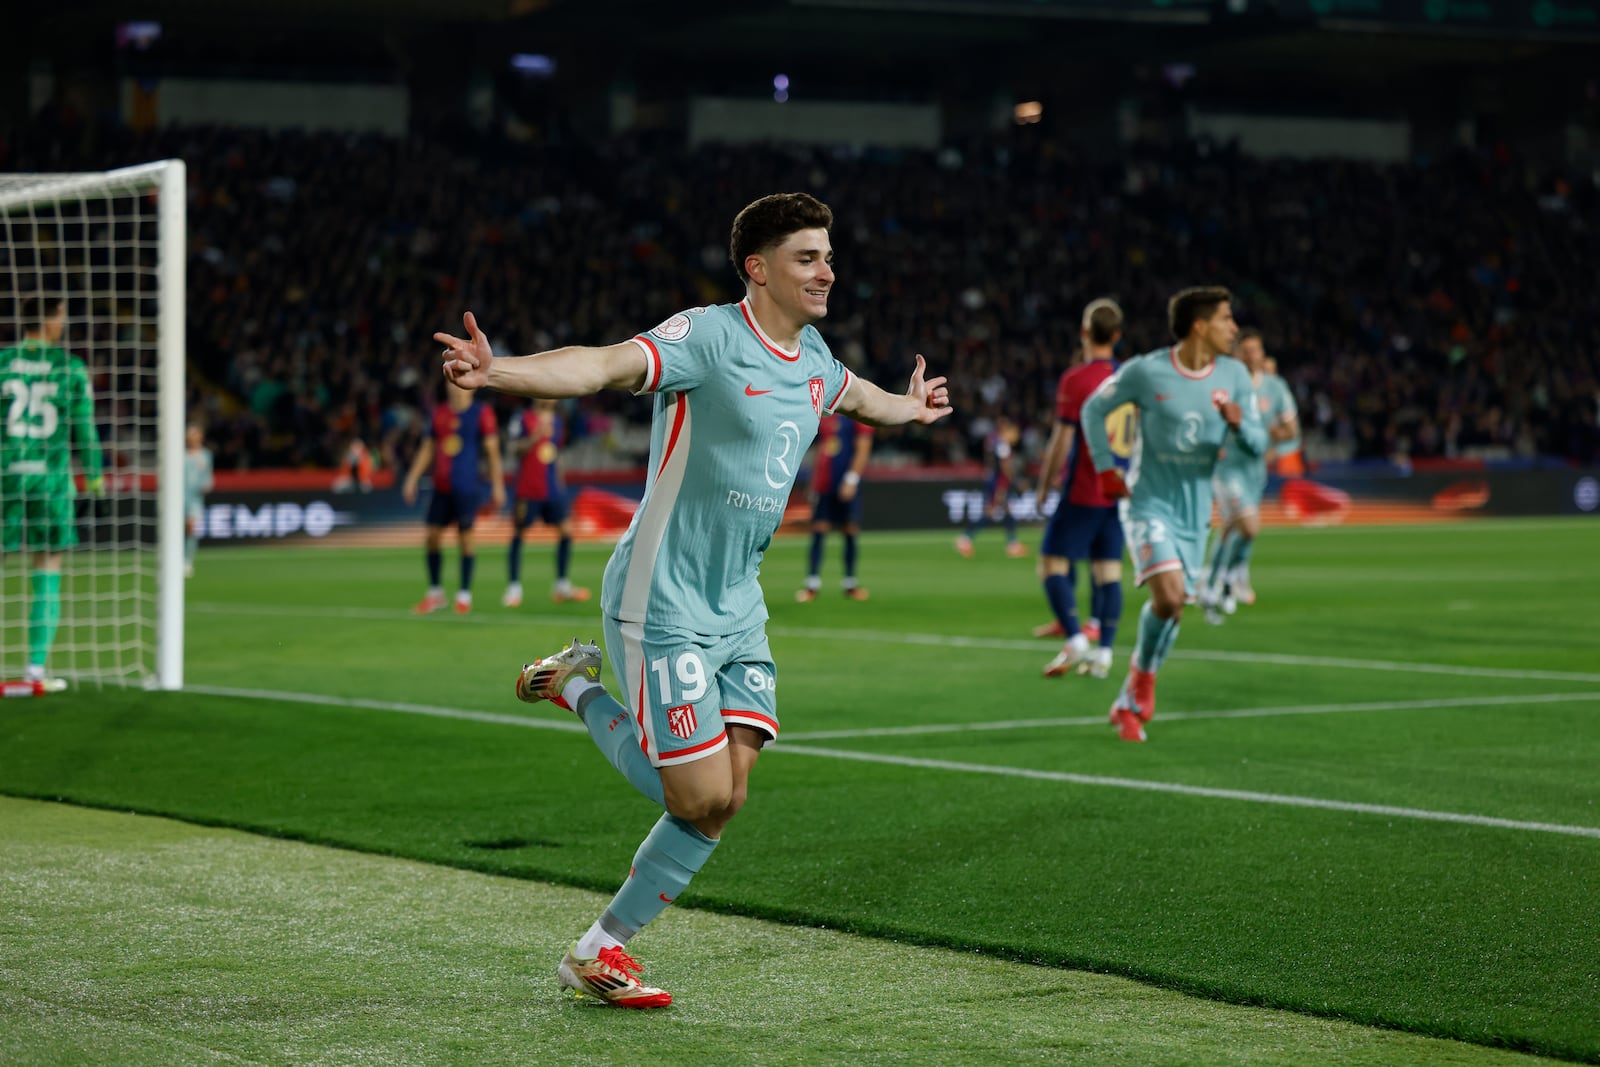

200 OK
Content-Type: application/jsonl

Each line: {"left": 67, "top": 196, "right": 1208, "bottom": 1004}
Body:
{"left": 0, "top": 338, "right": 104, "bottom": 489}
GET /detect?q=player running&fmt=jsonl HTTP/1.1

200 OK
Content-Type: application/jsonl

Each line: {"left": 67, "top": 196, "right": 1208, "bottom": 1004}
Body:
{"left": 435, "top": 191, "right": 952, "bottom": 1007}
{"left": 1200, "top": 332, "right": 1299, "bottom": 620}
{"left": 1080, "top": 287, "right": 1265, "bottom": 741}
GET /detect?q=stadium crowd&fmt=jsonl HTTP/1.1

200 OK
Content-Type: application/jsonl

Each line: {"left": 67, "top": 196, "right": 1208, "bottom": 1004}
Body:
{"left": 4, "top": 116, "right": 1597, "bottom": 472}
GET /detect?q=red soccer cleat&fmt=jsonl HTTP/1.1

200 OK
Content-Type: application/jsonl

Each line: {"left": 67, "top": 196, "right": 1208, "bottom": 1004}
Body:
{"left": 795, "top": 587, "right": 818, "bottom": 603}
{"left": 557, "top": 945, "right": 672, "bottom": 1008}
{"left": 1032, "top": 620, "right": 1065, "bottom": 639}
{"left": 552, "top": 585, "right": 592, "bottom": 604}
{"left": 954, "top": 535, "right": 974, "bottom": 558}
{"left": 413, "top": 591, "right": 446, "bottom": 615}
{"left": 842, "top": 586, "right": 870, "bottom": 601}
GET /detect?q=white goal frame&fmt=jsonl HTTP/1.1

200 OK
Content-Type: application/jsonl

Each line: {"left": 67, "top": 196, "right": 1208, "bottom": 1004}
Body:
{"left": 0, "top": 160, "right": 186, "bottom": 690}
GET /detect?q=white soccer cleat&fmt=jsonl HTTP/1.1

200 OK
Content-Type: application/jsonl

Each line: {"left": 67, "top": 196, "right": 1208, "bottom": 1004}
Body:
{"left": 502, "top": 582, "right": 523, "bottom": 608}
{"left": 558, "top": 945, "right": 672, "bottom": 1008}
{"left": 1043, "top": 635, "right": 1092, "bottom": 678}
{"left": 1080, "top": 648, "right": 1113, "bottom": 679}
{"left": 516, "top": 638, "right": 602, "bottom": 708}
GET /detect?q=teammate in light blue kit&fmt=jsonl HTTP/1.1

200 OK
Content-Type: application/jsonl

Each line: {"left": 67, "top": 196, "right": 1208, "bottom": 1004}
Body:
{"left": 1081, "top": 286, "right": 1266, "bottom": 742}
{"left": 182, "top": 423, "right": 213, "bottom": 579}
{"left": 434, "top": 192, "right": 953, "bottom": 1007}
{"left": 1200, "top": 330, "right": 1299, "bottom": 621}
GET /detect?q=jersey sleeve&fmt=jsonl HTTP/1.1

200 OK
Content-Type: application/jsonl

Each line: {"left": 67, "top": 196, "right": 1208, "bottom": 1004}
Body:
{"left": 631, "top": 308, "right": 722, "bottom": 395}
{"left": 821, "top": 356, "right": 854, "bottom": 415}
{"left": 1054, "top": 369, "right": 1076, "bottom": 423}
{"left": 1229, "top": 364, "right": 1268, "bottom": 458}
{"left": 479, "top": 403, "right": 499, "bottom": 436}
{"left": 1081, "top": 359, "right": 1144, "bottom": 473}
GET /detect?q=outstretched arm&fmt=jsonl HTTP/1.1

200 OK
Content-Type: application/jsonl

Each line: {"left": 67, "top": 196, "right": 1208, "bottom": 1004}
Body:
{"left": 836, "top": 355, "right": 952, "bottom": 428}
{"left": 436, "top": 311, "right": 648, "bottom": 399}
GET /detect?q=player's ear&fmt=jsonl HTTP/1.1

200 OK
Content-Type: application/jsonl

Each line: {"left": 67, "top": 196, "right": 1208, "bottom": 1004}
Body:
{"left": 745, "top": 253, "right": 767, "bottom": 287}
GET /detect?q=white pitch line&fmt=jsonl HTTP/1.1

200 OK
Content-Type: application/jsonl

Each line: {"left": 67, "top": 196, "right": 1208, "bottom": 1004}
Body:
{"left": 773, "top": 744, "right": 1600, "bottom": 840}
{"left": 188, "top": 601, "right": 1600, "bottom": 685}
{"left": 778, "top": 691, "right": 1600, "bottom": 741}
{"left": 181, "top": 683, "right": 1600, "bottom": 841}
{"left": 185, "top": 684, "right": 586, "bottom": 735}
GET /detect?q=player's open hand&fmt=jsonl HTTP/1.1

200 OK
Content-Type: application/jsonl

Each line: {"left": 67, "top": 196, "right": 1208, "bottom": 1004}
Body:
{"left": 1215, "top": 397, "right": 1243, "bottom": 430}
{"left": 435, "top": 311, "right": 494, "bottom": 390}
{"left": 907, "top": 354, "right": 952, "bottom": 424}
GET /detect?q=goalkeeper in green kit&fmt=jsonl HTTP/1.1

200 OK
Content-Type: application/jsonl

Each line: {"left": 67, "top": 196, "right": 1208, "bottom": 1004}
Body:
{"left": 1, "top": 296, "right": 105, "bottom": 692}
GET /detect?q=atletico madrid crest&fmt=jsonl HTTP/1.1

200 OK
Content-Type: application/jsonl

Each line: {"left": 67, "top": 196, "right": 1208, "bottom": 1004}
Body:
{"left": 808, "top": 378, "right": 825, "bottom": 415}
{"left": 667, "top": 703, "right": 698, "bottom": 739}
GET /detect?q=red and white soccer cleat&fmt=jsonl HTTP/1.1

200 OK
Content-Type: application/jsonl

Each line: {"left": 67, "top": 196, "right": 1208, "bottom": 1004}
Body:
{"left": 502, "top": 583, "right": 524, "bottom": 608}
{"left": 1032, "top": 619, "right": 1065, "bottom": 639}
{"left": 552, "top": 585, "right": 592, "bottom": 604}
{"left": 516, "top": 639, "right": 603, "bottom": 711}
{"left": 842, "top": 586, "right": 870, "bottom": 601}
{"left": 1080, "top": 618, "right": 1101, "bottom": 644}
{"left": 795, "top": 587, "right": 818, "bottom": 603}
{"left": 454, "top": 596, "right": 472, "bottom": 615}
{"left": 1043, "top": 636, "right": 1092, "bottom": 678}
{"left": 1108, "top": 666, "right": 1156, "bottom": 742}
{"left": 558, "top": 945, "right": 672, "bottom": 1009}
{"left": 412, "top": 590, "right": 446, "bottom": 615}
{"left": 1005, "top": 541, "right": 1028, "bottom": 558}
{"left": 954, "top": 535, "right": 974, "bottom": 558}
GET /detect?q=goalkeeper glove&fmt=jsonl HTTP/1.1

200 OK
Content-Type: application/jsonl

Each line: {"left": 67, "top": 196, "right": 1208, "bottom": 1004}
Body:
{"left": 1097, "top": 469, "right": 1130, "bottom": 500}
{"left": 85, "top": 475, "right": 106, "bottom": 497}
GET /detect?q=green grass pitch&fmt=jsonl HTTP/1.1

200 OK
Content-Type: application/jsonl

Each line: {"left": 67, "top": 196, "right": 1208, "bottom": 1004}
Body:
{"left": 2, "top": 517, "right": 1597, "bottom": 1064}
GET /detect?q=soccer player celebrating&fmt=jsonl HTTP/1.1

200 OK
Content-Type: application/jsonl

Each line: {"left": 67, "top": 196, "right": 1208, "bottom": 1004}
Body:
{"left": 0, "top": 296, "right": 104, "bottom": 691}
{"left": 503, "top": 399, "right": 589, "bottom": 608}
{"left": 1200, "top": 330, "right": 1299, "bottom": 621}
{"left": 796, "top": 413, "right": 872, "bottom": 602}
{"left": 1034, "top": 298, "right": 1130, "bottom": 679}
{"left": 955, "top": 415, "right": 1027, "bottom": 559}
{"left": 401, "top": 379, "right": 506, "bottom": 615}
{"left": 1081, "top": 287, "right": 1265, "bottom": 741}
{"left": 434, "top": 192, "right": 952, "bottom": 1007}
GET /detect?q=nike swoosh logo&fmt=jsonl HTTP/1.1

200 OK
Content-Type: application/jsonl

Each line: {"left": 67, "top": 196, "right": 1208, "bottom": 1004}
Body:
{"left": 744, "top": 385, "right": 773, "bottom": 396}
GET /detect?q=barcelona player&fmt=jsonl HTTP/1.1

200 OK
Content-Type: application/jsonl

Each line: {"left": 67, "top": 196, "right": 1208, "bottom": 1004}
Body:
{"left": 797, "top": 413, "right": 872, "bottom": 601}
{"left": 1034, "top": 298, "right": 1131, "bottom": 679}
{"left": 504, "top": 398, "right": 589, "bottom": 607}
{"left": 955, "top": 416, "right": 1027, "bottom": 559}
{"left": 401, "top": 379, "right": 505, "bottom": 614}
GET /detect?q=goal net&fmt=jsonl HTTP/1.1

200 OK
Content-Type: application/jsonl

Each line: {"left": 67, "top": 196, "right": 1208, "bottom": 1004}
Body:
{"left": 0, "top": 161, "right": 186, "bottom": 691}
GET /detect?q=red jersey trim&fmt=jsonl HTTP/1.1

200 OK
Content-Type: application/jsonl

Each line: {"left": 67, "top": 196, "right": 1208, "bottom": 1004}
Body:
{"left": 1168, "top": 347, "right": 1216, "bottom": 380}
{"left": 656, "top": 731, "right": 730, "bottom": 762}
{"left": 657, "top": 392, "right": 688, "bottom": 480}
{"left": 722, "top": 709, "right": 779, "bottom": 739}
{"left": 827, "top": 369, "right": 854, "bottom": 412}
{"left": 738, "top": 299, "right": 802, "bottom": 362}
{"left": 631, "top": 335, "right": 663, "bottom": 392}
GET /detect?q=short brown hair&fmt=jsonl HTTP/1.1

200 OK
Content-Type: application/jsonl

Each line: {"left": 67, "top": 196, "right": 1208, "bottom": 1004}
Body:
{"left": 19, "top": 295, "right": 64, "bottom": 332}
{"left": 1083, "top": 298, "right": 1123, "bottom": 345}
{"left": 729, "top": 192, "right": 833, "bottom": 284}
{"left": 1167, "top": 286, "right": 1232, "bottom": 341}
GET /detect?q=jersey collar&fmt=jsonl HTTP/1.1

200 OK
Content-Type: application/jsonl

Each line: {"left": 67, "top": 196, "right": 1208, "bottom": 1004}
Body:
{"left": 738, "top": 299, "right": 802, "bottom": 362}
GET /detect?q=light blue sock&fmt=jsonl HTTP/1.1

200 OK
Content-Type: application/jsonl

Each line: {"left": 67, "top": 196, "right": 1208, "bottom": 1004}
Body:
{"left": 1131, "top": 601, "right": 1181, "bottom": 673}
{"left": 602, "top": 813, "right": 720, "bottom": 939}
{"left": 1231, "top": 535, "right": 1256, "bottom": 571}
{"left": 1205, "top": 530, "right": 1235, "bottom": 593}
{"left": 575, "top": 688, "right": 665, "bottom": 808}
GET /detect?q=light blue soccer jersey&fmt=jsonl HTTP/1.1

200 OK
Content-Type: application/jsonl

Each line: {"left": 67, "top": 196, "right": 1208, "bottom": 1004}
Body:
{"left": 1215, "top": 370, "right": 1297, "bottom": 494}
{"left": 1082, "top": 346, "right": 1267, "bottom": 537}
{"left": 184, "top": 447, "right": 213, "bottom": 517}
{"left": 1262, "top": 372, "right": 1300, "bottom": 457}
{"left": 602, "top": 301, "right": 854, "bottom": 635}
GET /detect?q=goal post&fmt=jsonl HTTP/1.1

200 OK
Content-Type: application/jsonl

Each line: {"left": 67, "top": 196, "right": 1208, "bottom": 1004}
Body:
{"left": 0, "top": 160, "right": 186, "bottom": 691}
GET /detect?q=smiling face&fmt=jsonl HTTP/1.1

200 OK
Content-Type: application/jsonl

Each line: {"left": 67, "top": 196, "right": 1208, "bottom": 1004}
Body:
{"left": 747, "top": 227, "right": 834, "bottom": 327}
